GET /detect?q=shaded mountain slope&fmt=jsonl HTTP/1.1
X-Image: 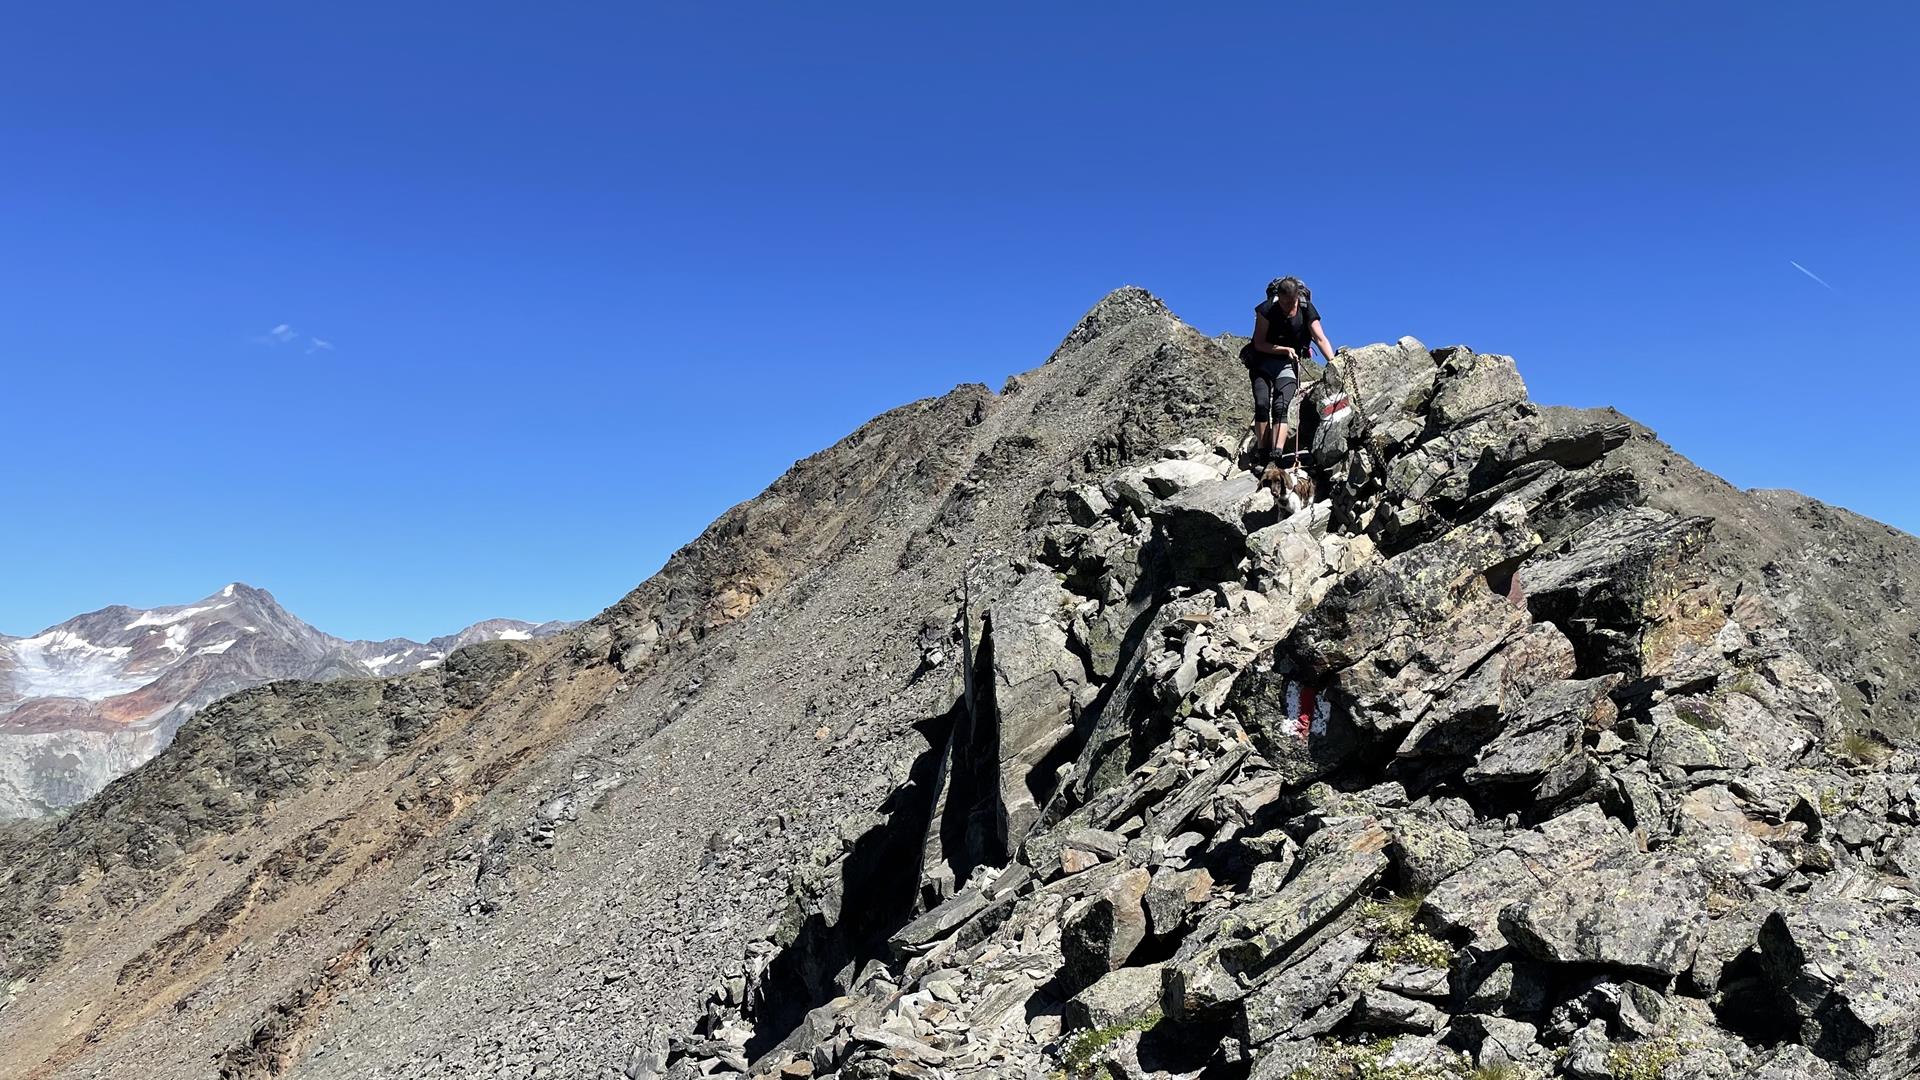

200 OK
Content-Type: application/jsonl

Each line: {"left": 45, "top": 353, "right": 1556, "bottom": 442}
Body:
{"left": 0, "top": 288, "right": 1915, "bottom": 1080}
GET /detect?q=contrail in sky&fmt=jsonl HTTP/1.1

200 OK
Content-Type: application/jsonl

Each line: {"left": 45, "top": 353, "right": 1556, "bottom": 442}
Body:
{"left": 1789, "top": 260, "right": 1836, "bottom": 291}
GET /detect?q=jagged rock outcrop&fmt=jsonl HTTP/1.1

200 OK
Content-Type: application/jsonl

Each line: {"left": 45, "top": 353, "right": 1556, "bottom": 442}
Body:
{"left": 658, "top": 322, "right": 1920, "bottom": 1080}
{"left": 3, "top": 287, "right": 1917, "bottom": 1080}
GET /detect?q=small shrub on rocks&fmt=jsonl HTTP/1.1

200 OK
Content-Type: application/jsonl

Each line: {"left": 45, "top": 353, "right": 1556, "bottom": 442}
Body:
{"left": 1358, "top": 895, "right": 1454, "bottom": 969}
{"left": 1054, "top": 1010, "right": 1161, "bottom": 1079}
{"left": 1838, "top": 731, "right": 1894, "bottom": 766}
{"left": 1605, "top": 1038, "right": 1689, "bottom": 1080}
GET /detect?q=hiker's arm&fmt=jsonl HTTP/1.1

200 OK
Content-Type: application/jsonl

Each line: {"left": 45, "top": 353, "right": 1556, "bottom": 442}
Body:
{"left": 1310, "top": 320, "right": 1335, "bottom": 361}
{"left": 1251, "top": 315, "right": 1296, "bottom": 358}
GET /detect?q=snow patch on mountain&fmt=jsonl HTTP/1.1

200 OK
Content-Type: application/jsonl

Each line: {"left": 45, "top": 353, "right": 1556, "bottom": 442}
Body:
{"left": 125, "top": 602, "right": 231, "bottom": 630}
{"left": 3, "top": 632, "right": 144, "bottom": 700}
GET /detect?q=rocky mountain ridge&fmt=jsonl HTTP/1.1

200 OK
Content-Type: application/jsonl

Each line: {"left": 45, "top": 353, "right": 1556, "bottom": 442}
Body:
{"left": 0, "top": 582, "right": 571, "bottom": 818}
{"left": 0, "top": 287, "right": 1915, "bottom": 1080}
{"left": 660, "top": 333, "right": 1917, "bottom": 1080}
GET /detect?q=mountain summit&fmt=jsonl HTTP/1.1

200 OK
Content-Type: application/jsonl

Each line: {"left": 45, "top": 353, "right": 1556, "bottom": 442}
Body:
{"left": 0, "top": 583, "right": 571, "bottom": 817}
{"left": 1, "top": 288, "right": 1917, "bottom": 1080}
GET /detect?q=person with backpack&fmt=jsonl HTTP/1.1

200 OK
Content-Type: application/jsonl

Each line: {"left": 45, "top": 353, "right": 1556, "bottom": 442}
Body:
{"left": 1243, "top": 276, "right": 1336, "bottom": 466}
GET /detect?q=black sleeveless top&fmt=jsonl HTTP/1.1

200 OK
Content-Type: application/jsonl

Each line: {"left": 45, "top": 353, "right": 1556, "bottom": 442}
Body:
{"left": 1255, "top": 298, "right": 1320, "bottom": 356}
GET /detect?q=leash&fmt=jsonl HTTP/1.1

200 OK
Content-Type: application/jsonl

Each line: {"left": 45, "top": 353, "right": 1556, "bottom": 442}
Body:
{"left": 1285, "top": 379, "right": 1309, "bottom": 468}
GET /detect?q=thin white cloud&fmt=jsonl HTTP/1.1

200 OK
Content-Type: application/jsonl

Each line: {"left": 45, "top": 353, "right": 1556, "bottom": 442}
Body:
{"left": 251, "top": 324, "right": 337, "bottom": 353}
{"left": 1789, "top": 260, "right": 1835, "bottom": 291}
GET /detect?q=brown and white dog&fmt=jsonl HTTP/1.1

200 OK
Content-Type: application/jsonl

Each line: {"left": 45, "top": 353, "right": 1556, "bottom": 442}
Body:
{"left": 1260, "top": 460, "right": 1316, "bottom": 517}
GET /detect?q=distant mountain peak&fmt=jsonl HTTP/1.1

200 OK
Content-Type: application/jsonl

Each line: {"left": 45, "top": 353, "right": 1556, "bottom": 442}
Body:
{"left": 0, "top": 586, "right": 575, "bottom": 817}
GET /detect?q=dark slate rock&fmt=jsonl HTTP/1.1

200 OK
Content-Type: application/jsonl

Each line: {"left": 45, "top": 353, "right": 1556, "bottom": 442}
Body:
{"left": 1755, "top": 897, "right": 1920, "bottom": 1080}
{"left": 1501, "top": 852, "right": 1708, "bottom": 978}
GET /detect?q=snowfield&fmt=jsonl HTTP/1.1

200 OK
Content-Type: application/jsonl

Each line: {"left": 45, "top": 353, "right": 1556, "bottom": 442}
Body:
{"left": 1, "top": 631, "right": 146, "bottom": 700}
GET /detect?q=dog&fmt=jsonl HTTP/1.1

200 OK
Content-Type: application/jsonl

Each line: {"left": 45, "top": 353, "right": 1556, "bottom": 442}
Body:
{"left": 1260, "top": 459, "right": 1317, "bottom": 517}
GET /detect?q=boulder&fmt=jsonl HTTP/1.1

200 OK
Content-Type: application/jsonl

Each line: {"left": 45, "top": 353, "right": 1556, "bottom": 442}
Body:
{"left": 1561, "top": 1020, "right": 1611, "bottom": 1079}
{"left": 1430, "top": 348, "right": 1527, "bottom": 428}
{"left": 1246, "top": 507, "right": 1340, "bottom": 616}
{"left": 1707, "top": 690, "right": 1818, "bottom": 768}
{"left": 1735, "top": 649, "right": 1847, "bottom": 742}
{"left": 1674, "top": 785, "right": 1799, "bottom": 890}
{"left": 1486, "top": 418, "right": 1633, "bottom": 476}
{"left": 1142, "top": 866, "right": 1212, "bottom": 938}
{"left": 1063, "top": 963, "right": 1165, "bottom": 1032}
{"left": 1426, "top": 805, "right": 1635, "bottom": 951}
{"left": 1062, "top": 828, "right": 1127, "bottom": 863}
{"left": 1140, "top": 745, "right": 1249, "bottom": 841}
{"left": 1456, "top": 458, "right": 1642, "bottom": 552}
{"left": 1108, "top": 457, "right": 1224, "bottom": 512}
{"left": 1383, "top": 810, "right": 1475, "bottom": 895}
{"left": 1463, "top": 675, "right": 1619, "bottom": 802}
{"left": 1424, "top": 848, "right": 1536, "bottom": 953}
{"left": 1061, "top": 866, "right": 1152, "bottom": 990}
{"left": 1164, "top": 820, "right": 1388, "bottom": 1018}
{"left": 846, "top": 1027, "right": 945, "bottom": 1065}
{"left": 1379, "top": 414, "right": 1525, "bottom": 511}
{"left": 887, "top": 885, "right": 990, "bottom": 957}
{"left": 1063, "top": 484, "right": 1112, "bottom": 525}
{"left": 981, "top": 573, "right": 1090, "bottom": 853}
{"left": 1519, "top": 506, "right": 1714, "bottom": 679}
{"left": 1378, "top": 963, "right": 1449, "bottom": 1002}
{"left": 1452, "top": 1014, "right": 1545, "bottom": 1068}
{"left": 1754, "top": 897, "right": 1920, "bottom": 1079}
{"left": 1289, "top": 499, "right": 1539, "bottom": 679}
{"left": 1350, "top": 988, "right": 1445, "bottom": 1035}
{"left": 1306, "top": 337, "right": 1439, "bottom": 467}
{"left": 1395, "top": 620, "right": 1578, "bottom": 763}
{"left": 1752, "top": 1044, "right": 1845, "bottom": 1080}
{"left": 1219, "top": 665, "right": 1353, "bottom": 782}
{"left": 1687, "top": 895, "right": 1779, "bottom": 995}
{"left": 1457, "top": 955, "right": 1551, "bottom": 1017}
{"left": 1236, "top": 930, "right": 1370, "bottom": 1046}
{"left": 1152, "top": 472, "right": 1276, "bottom": 586}
{"left": 1542, "top": 976, "right": 1666, "bottom": 1041}
{"left": 1246, "top": 1042, "right": 1321, "bottom": 1080}
{"left": 1649, "top": 713, "right": 1725, "bottom": 771}
{"left": 1336, "top": 589, "right": 1533, "bottom": 741}
{"left": 1138, "top": 457, "right": 1226, "bottom": 497}
{"left": 1501, "top": 852, "right": 1708, "bottom": 977}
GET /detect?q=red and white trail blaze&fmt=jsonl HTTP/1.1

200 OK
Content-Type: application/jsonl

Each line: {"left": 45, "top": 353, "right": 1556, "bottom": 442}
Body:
{"left": 1284, "top": 681, "right": 1331, "bottom": 741}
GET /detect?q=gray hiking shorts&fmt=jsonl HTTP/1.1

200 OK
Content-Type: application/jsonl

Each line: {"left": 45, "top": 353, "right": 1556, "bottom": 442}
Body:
{"left": 1249, "top": 358, "right": 1298, "bottom": 425}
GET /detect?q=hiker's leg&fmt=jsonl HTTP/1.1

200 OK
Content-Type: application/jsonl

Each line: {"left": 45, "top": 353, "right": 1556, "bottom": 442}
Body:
{"left": 1249, "top": 369, "right": 1274, "bottom": 455}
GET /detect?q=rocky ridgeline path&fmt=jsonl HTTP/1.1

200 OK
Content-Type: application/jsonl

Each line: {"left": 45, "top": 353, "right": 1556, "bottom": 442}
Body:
{"left": 655, "top": 340, "right": 1916, "bottom": 1080}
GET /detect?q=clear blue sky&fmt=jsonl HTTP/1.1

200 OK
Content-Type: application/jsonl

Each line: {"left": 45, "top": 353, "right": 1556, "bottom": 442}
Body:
{"left": 3, "top": 4, "right": 1915, "bottom": 640}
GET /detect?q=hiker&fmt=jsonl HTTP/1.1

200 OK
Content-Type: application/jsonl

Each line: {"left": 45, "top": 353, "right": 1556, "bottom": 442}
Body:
{"left": 1244, "top": 276, "right": 1336, "bottom": 466}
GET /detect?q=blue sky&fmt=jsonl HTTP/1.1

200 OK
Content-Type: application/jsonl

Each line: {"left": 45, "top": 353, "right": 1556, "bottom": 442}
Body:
{"left": 3, "top": 4, "right": 1915, "bottom": 640}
